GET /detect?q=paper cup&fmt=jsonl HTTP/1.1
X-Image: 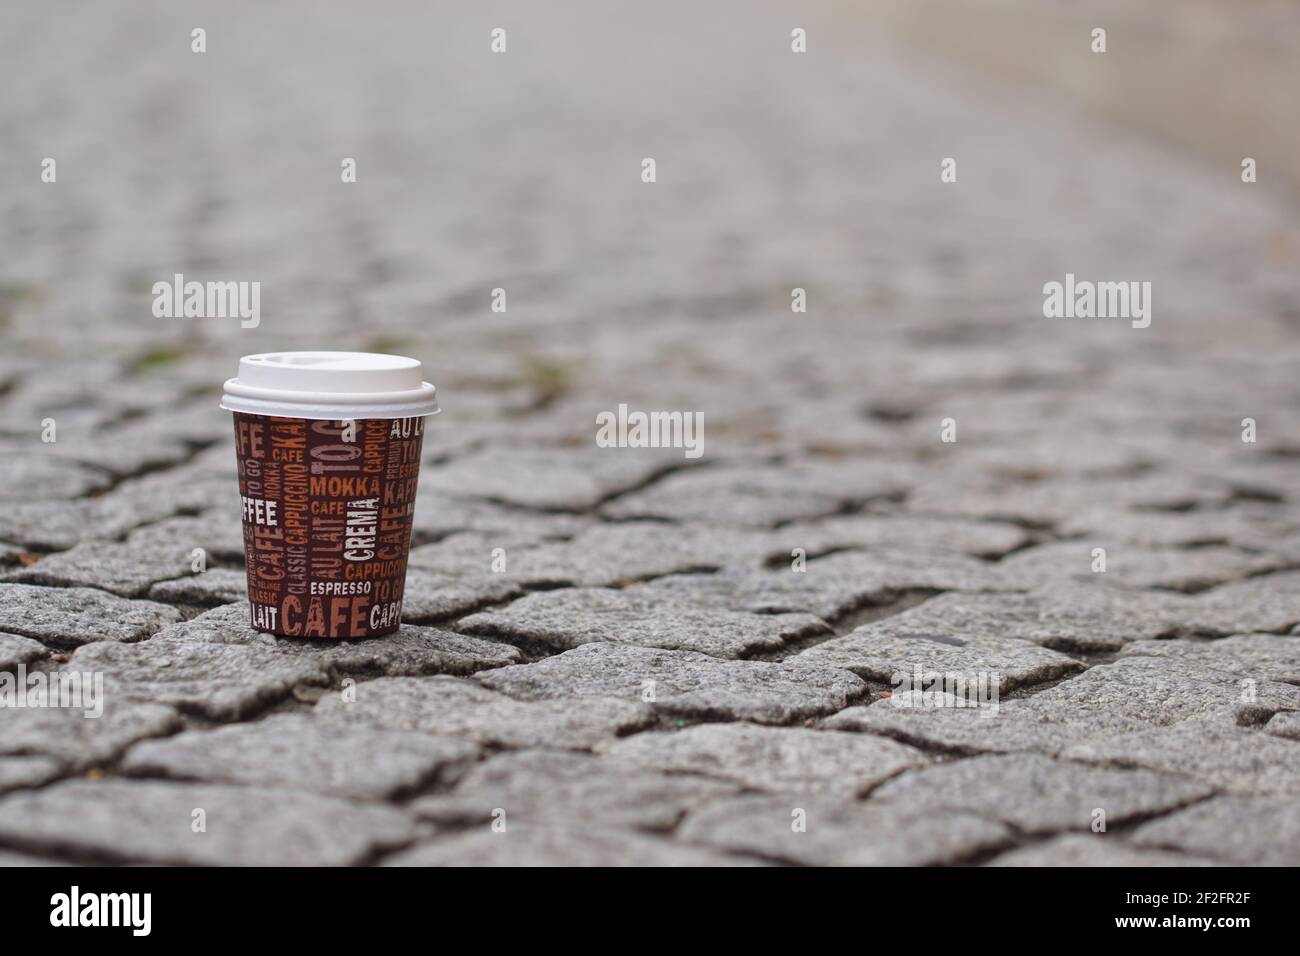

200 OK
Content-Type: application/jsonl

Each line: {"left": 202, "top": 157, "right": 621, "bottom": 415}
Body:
{"left": 221, "top": 352, "right": 439, "bottom": 638}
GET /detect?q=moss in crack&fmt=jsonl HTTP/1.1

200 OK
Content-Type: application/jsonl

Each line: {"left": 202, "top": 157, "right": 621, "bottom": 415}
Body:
{"left": 128, "top": 346, "right": 190, "bottom": 376}
{"left": 0, "top": 282, "right": 36, "bottom": 329}
{"left": 516, "top": 356, "right": 574, "bottom": 408}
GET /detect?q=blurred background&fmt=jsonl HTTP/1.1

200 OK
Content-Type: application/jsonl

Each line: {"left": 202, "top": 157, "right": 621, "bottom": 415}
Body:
{"left": 0, "top": 0, "right": 1296, "bottom": 495}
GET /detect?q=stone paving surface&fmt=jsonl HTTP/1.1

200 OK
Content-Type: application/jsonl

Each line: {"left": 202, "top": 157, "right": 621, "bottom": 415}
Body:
{"left": 0, "top": 1, "right": 1298, "bottom": 866}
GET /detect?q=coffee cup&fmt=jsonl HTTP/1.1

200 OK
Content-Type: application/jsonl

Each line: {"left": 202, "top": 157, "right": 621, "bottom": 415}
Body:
{"left": 220, "top": 352, "right": 439, "bottom": 638}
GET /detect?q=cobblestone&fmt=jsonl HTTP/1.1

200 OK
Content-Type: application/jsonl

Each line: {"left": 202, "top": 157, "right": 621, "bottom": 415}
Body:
{"left": 989, "top": 835, "right": 1219, "bottom": 867}
{"left": 478, "top": 642, "right": 868, "bottom": 724}
{"left": 791, "top": 627, "right": 1082, "bottom": 693}
{"left": 870, "top": 754, "right": 1212, "bottom": 833}
{"left": 412, "top": 750, "right": 738, "bottom": 831}
{"left": 1119, "top": 632, "right": 1300, "bottom": 684}
{"left": 0, "top": 583, "right": 183, "bottom": 648}
{"left": 1060, "top": 723, "right": 1300, "bottom": 795}
{"left": 1182, "top": 571, "right": 1300, "bottom": 636}
{"left": 1013, "top": 656, "right": 1300, "bottom": 732}
{"left": 0, "top": 755, "right": 64, "bottom": 794}
{"left": 154, "top": 601, "right": 523, "bottom": 677}
{"left": 122, "top": 714, "right": 478, "bottom": 800}
{"left": 993, "top": 540, "right": 1287, "bottom": 592}
{"left": 385, "top": 827, "right": 748, "bottom": 867}
{"left": 599, "top": 723, "right": 928, "bottom": 796}
{"left": 6, "top": 517, "right": 237, "bottom": 597}
{"left": 430, "top": 522, "right": 776, "bottom": 587}
{"left": 458, "top": 586, "right": 830, "bottom": 658}
{"left": 0, "top": 632, "right": 48, "bottom": 670}
{"left": 1, "top": 702, "right": 183, "bottom": 770}
{"left": 1130, "top": 795, "right": 1300, "bottom": 866}
{"left": 641, "top": 549, "right": 1005, "bottom": 621}
{"left": 71, "top": 638, "right": 331, "bottom": 722}
{"left": 313, "top": 675, "right": 654, "bottom": 751}
{"left": 0, "top": 779, "right": 415, "bottom": 865}
{"left": 678, "top": 795, "right": 1011, "bottom": 865}
{"left": 1, "top": 0, "right": 1296, "bottom": 867}
{"left": 835, "top": 587, "right": 1191, "bottom": 654}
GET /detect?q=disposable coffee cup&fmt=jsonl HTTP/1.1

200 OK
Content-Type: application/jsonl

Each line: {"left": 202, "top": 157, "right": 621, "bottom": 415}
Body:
{"left": 220, "top": 352, "right": 439, "bottom": 639}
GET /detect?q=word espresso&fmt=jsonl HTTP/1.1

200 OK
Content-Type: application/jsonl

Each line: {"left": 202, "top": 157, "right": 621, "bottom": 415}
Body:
{"left": 234, "top": 415, "right": 424, "bottom": 638}
{"left": 1042, "top": 272, "right": 1151, "bottom": 329}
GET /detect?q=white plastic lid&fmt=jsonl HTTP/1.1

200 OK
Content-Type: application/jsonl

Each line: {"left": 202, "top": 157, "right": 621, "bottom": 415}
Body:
{"left": 221, "top": 351, "right": 439, "bottom": 420}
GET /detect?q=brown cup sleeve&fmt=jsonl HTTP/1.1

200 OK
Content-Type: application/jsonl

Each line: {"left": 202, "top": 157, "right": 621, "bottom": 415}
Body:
{"left": 232, "top": 412, "right": 425, "bottom": 638}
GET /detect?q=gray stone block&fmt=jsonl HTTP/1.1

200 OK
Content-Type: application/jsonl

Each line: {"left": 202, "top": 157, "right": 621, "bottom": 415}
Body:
{"left": 0, "top": 584, "right": 182, "bottom": 648}
{"left": 1, "top": 701, "right": 181, "bottom": 769}
{"left": 147, "top": 568, "right": 249, "bottom": 607}
{"left": 154, "top": 602, "right": 522, "bottom": 677}
{"left": 994, "top": 540, "right": 1285, "bottom": 592}
{"left": 478, "top": 642, "right": 868, "bottom": 725}
{"left": 679, "top": 794, "right": 1011, "bottom": 865}
{"left": 422, "top": 447, "right": 683, "bottom": 511}
{"left": 122, "top": 714, "right": 478, "bottom": 800}
{"left": 0, "top": 632, "right": 48, "bottom": 670}
{"left": 1061, "top": 723, "right": 1300, "bottom": 795}
{"left": 398, "top": 569, "right": 522, "bottom": 622}
{"left": 0, "top": 755, "right": 64, "bottom": 793}
{"left": 7, "top": 516, "right": 243, "bottom": 597}
{"left": 70, "top": 639, "right": 330, "bottom": 722}
{"left": 459, "top": 586, "right": 829, "bottom": 659}
{"left": 434, "top": 522, "right": 777, "bottom": 588}
{"left": 1263, "top": 711, "right": 1300, "bottom": 741}
{"left": 642, "top": 549, "right": 1005, "bottom": 621}
{"left": 412, "top": 750, "right": 738, "bottom": 832}
{"left": 385, "top": 827, "right": 749, "bottom": 866}
{"left": 826, "top": 587, "right": 1191, "bottom": 653}
{"left": 0, "top": 458, "right": 112, "bottom": 502}
{"left": 0, "top": 779, "right": 415, "bottom": 865}
{"left": 1120, "top": 632, "right": 1300, "bottom": 685}
{"left": 1015, "top": 657, "right": 1300, "bottom": 732}
{"left": 1183, "top": 571, "right": 1300, "bottom": 636}
{"left": 603, "top": 460, "right": 922, "bottom": 529}
{"left": 1131, "top": 794, "right": 1300, "bottom": 865}
{"left": 600, "top": 723, "right": 929, "bottom": 796}
{"left": 313, "top": 675, "right": 653, "bottom": 751}
{"left": 989, "top": 834, "right": 1219, "bottom": 867}
{"left": 791, "top": 627, "right": 1082, "bottom": 693}
{"left": 871, "top": 753, "right": 1211, "bottom": 833}
{"left": 774, "top": 514, "right": 1032, "bottom": 560}
{"left": 823, "top": 696, "right": 1074, "bottom": 756}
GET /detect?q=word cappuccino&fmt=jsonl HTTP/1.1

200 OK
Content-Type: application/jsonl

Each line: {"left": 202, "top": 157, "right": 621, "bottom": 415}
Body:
{"left": 596, "top": 403, "right": 703, "bottom": 459}
{"left": 1042, "top": 273, "right": 1151, "bottom": 329}
{"left": 153, "top": 272, "right": 260, "bottom": 328}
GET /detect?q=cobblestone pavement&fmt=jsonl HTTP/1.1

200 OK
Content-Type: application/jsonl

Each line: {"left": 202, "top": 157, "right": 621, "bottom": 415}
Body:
{"left": 1, "top": 2, "right": 1298, "bottom": 866}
